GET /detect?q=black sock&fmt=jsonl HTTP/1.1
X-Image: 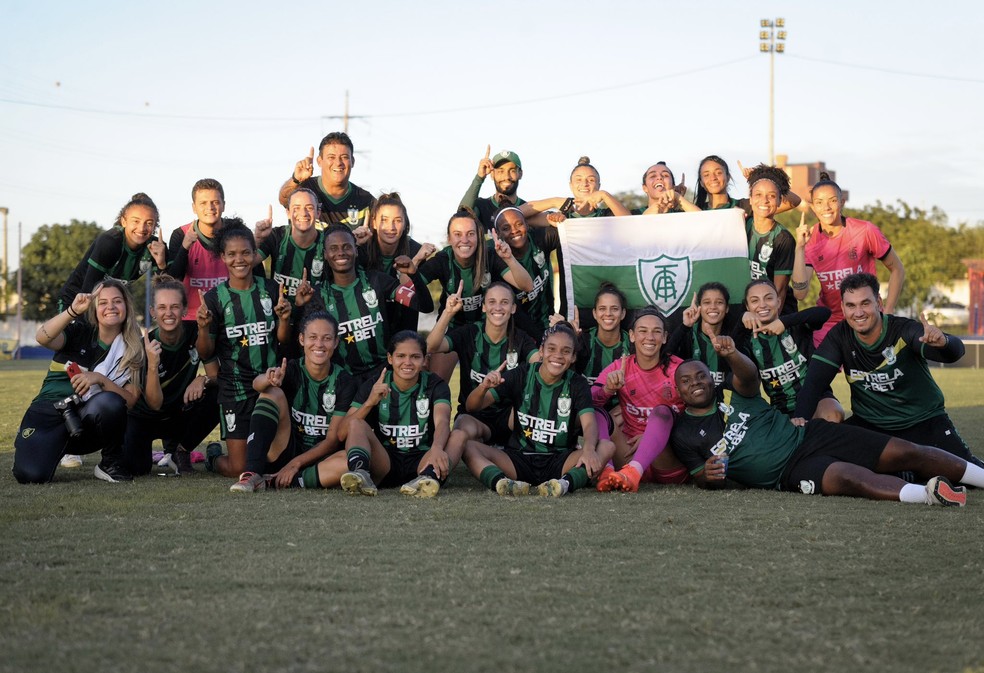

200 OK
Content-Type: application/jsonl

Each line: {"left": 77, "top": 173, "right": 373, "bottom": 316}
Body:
{"left": 347, "top": 447, "right": 370, "bottom": 472}
{"left": 245, "top": 398, "right": 279, "bottom": 473}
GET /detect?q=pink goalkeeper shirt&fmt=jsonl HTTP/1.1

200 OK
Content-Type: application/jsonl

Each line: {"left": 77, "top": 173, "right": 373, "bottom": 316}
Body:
{"left": 592, "top": 354, "right": 684, "bottom": 439}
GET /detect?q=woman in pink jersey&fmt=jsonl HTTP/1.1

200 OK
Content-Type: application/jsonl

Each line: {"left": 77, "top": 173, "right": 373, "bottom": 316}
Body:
{"left": 591, "top": 307, "right": 688, "bottom": 492}
{"left": 790, "top": 173, "right": 905, "bottom": 347}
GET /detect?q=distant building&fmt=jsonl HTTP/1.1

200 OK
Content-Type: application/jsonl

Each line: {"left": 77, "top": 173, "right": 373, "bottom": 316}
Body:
{"left": 775, "top": 155, "right": 850, "bottom": 203}
{"left": 964, "top": 259, "right": 984, "bottom": 336}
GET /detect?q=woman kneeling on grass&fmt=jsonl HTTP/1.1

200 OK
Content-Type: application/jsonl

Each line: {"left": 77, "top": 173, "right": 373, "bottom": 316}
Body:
{"left": 591, "top": 307, "right": 688, "bottom": 493}
{"left": 463, "top": 322, "right": 615, "bottom": 497}
{"left": 14, "top": 279, "right": 145, "bottom": 483}
{"left": 331, "top": 331, "right": 461, "bottom": 498}
{"left": 229, "top": 311, "right": 357, "bottom": 492}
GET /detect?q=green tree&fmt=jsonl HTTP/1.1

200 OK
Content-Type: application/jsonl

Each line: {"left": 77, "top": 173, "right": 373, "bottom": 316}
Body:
{"left": 21, "top": 220, "right": 104, "bottom": 320}
{"left": 612, "top": 190, "right": 647, "bottom": 213}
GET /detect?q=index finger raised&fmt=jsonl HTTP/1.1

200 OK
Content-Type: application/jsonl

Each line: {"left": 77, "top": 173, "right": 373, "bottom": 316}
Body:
{"left": 484, "top": 144, "right": 490, "bottom": 159}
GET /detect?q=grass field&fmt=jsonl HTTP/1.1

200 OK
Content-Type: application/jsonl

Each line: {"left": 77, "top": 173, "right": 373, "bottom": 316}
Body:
{"left": 1, "top": 361, "right": 983, "bottom": 673}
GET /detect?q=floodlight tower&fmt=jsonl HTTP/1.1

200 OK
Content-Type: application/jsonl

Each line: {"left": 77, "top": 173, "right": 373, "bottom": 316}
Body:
{"left": 760, "top": 18, "right": 787, "bottom": 165}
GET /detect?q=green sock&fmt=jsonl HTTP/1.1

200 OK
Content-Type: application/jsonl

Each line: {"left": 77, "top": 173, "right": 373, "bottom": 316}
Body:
{"left": 347, "top": 447, "right": 370, "bottom": 472}
{"left": 480, "top": 465, "right": 505, "bottom": 491}
{"left": 562, "top": 466, "right": 588, "bottom": 492}
{"left": 301, "top": 465, "right": 319, "bottom": 489}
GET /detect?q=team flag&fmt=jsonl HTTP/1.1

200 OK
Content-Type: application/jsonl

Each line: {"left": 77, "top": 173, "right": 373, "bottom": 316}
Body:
{"left": 557, "top": 209, "right": 750, "bottom": 314}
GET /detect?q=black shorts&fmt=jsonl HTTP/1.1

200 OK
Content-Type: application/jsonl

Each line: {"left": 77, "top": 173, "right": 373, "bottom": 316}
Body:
{"left": 379, "top": 448, "right": 426, "bottom": 488}
{"left": 845, "top": 413, "right": 979, "bottom": 465}
{"left": 503, "top": 447, "right": 575, "bottom": 485}
{"left": 780, "top": 419, "right": 889, "bottom": 495}
{"left": 219, "top": 392, "right": 258, "bottom": 441}
{"left": 265, "top": 432, "right": 304, "bottom": 474}
{"left": 473, "top": 408, "right": 513, "bottom": 447}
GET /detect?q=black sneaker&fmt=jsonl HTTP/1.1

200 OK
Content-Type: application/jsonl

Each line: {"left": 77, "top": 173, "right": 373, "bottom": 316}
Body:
{"left": 94, "top": 461, "right": 134, "bottom": 483}
{"left": 173, "top": 449, "right": 194, "bottom": 475}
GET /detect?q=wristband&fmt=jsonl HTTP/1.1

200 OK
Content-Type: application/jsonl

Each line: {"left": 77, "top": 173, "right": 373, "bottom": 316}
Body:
{"left": 291, "top": 175, "right": 302, "bottom": 185}
{"left": 67, "top": 307, "right": 79, "bottom": 319}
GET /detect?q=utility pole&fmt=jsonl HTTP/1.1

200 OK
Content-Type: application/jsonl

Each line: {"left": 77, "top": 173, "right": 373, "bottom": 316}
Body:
{"left": 16, "top": 221, "right": 22, "bottom": 350}
{"left": 322, "top": 91, "right": 366, "bottom": 134}
{"left": 759, "top": 18, "right": 787, "bottom": 165}
{"left": 0, "top": 206, "right": 7, "bottom": 315}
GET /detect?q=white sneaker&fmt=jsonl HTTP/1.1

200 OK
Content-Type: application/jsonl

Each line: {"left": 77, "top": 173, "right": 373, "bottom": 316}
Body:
{"left": 60, "top": 454, "right": 83, "bottom": 468}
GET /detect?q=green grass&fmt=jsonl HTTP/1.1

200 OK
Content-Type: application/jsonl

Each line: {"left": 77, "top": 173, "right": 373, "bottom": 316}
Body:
{"left": 1, "top": 362, "right": 983, "bottom": 673}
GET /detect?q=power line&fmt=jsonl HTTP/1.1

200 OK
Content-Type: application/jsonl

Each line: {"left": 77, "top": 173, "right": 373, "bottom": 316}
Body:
{"left": 787, "top": 54, "right": 984, "bottom": 84}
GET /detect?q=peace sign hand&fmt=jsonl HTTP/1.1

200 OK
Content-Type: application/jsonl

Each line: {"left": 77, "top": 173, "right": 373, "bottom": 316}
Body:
{"left": 266, "top": 358, "right": 288, "bottom": 388}
{"left": 70, "top": 292, "right": 92, "bottom": 318}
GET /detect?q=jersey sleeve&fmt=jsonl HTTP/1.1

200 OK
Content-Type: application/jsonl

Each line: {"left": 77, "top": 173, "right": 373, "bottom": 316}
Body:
{"left": 203, "top": 288, "right": 222, "bottom": 338}
{"left": 417, "top": 250, "right": 449, "bottom": 285}
{"left": 489, "top": 366, "right": 522, "bottom": 405}
{"left": 429, "top": 375, "right": 452, "bottom": 407}
{"left": 591, "top": 358, "right": 619, "bottom": 406}
{"left": 333, "top": 370, "right": 357, "bottom": 417}
{"left": 445, "top": 323, "right": 475, "bottom": 357}
{"left": 258, "top": 226, "right": 285, "bottom": 262}
{"left": 772, "top": 228, "right": 795, "bottom": 276}
{"left": 80, "top": 230, "right": 124, "bottom": 293}
{"left": 280, "top": 360, "right": 302, "bottom": 399}
{"left": 863, "top": 221, "right": 892, "bottom": 260}
{"left": 670, "top": 422, "right": 713, "bottom": 475}
{"left": 570, "top": 374, "right": 593, "bottom": 417}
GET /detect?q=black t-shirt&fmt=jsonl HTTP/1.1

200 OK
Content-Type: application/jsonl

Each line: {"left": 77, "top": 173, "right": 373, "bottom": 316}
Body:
{"left": 34, "top": 320, "right": 117, "bottom": 403}
{"left": 296, "top": 179, "right": 376, "bottom": 230}
{"left": 60, "top": 227, "right": 158, "bottom": 309}
{"left": 131, "top": 321, "right": 201, "bottom": 418}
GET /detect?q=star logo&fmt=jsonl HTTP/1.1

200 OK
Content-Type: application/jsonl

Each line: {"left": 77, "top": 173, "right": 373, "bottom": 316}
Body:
{"left": 524, "top": 428, "right": 532, "bottom": 438}
{"left": 345, "top": 334, "right": 355, "bottom": 344}
{"left": 240, "top": 337, "right": 249, "bottom": 347}
{"left": 770, "top": 379, "right": 780, "bottom": 388}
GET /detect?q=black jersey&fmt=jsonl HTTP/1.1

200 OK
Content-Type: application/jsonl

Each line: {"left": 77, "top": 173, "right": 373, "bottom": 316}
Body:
{"left": 575, "top": 328, "right": 630, "bottom": 385}
{"left": 311, "top": 269, "right": 402, "bottom": 377}
{"left": 459, "top": 174, "right": 527, "bottom": 234}
{"left": 296, "top": 179, "right": 376, "bottom": 230}
{"left": 131, "top": 321, "right": 201, "bottom": 418}
{"left": 667, "top": 321, "right": 732, "bottom": 392}
{"left": 444, "top": 321, "right": 536, "bottom": 416}
{"left": 490, "top": 363, "right": 593, "bottom": 454}
{"left": 736, "top": 307, "right": 829, "bottom": 414}
{"left": 34, "top": 320, "right": 120, "bottom": 403}
{"left": 353, "top": 370, "right": 451, "bottom": 453}
{"left": 60, "top": 226, "right": 158, "bottom": 308}
{"left": 280, "top": 359, "right": 356, "bottom": 451}
{"left": 357, "top": 238, "right": 431, "bottom": 334}
{"left": 795, "top": 315, "right": 959, "bottom": 430}
{"left": 418, "top": 247, "right": 510, "bottom": 328}
{"left": 259, "top": 226, "right": 328, "bottom": 304}
{"left": 506, "top": 227, "right": 562, "bottom": 336}
{"left": 745, "top": 219, "right": 797, "bottom": 314}
{"left": 204, "top": 278, "right": 281, "bottom": 402}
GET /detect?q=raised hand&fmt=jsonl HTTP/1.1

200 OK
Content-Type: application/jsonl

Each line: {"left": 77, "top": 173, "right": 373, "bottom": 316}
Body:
{"left": 491, "top": 229, "right": 512, "bottom": 260}
{"left": 70, "top": 292, "right": 93, "bottom": 318}
{"left": 196, "top": 289, "right": 212, "bottom": 329}
{"left": 741, "top": 310, "right": 764, "bottom": 336}
{"left": 368, "top": 368, "right": 390, "bottom": 405}
{"left": 481, "top": 361, "right": 507, "bottom": 389}
{"left": 444, "top": 280, "right": 464, "bottom": 316}
{"left": 294, "top": 147, "right": 315, "bottom": 183}
{"left": 254, "top": 205, "right": 274, "bottom": 244}
{"left": 353, "top": 225, "right": 372, "bottom": 246}
{"left": 274, "top": 283, "right": 291, "bottom": 320}
{"left": 682, "top": 292, "right": 699, "bottom": 327}
{"left": 477, "top": 144, "right": 494, "bottom": 179}
{"left": 393, "top": 255, "right": 416, "bottom": 274}
{"left": 295, "top": 268, "right": 313, "bottom": 307}
{"left": 795, "top": 210, "right": 812, "bottom": 248}
{"left": 737, "top": 159, "right": 752, "bottom": 181}
{"left": 711, "top": 335, "right": 737, "bottom": 356}
{"left": 144, "top": 330, "right": 162, "bottom": 370}
{"left": 919, "top": 312, "right": 947, "bottom": 347}
{"left": 182, "top": 222, "right": 199, "bottom": 250}
{"left": 266, "top": 357, "right": 288, "bottom": 388}
{"left": 148, "top": 225, "right": 167, "bottom": 268}
{"left": 604, "top": 356, "right": 628, "bottom": 394}
{"left": 545, "top": 211, "right": 566, "bottom": 227}
{"left": 674, "top": 173, "right": 687, "bottom": 196}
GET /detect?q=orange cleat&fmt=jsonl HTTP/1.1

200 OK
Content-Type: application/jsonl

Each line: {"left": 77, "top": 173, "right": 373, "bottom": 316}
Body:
{"left": 596, "top": 464, "right": 617, "bottom": 492}
{"left": 609, "top": 464, "right": 643, "bottom": 493}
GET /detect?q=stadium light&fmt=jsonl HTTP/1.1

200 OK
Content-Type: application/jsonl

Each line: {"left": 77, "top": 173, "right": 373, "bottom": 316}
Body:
{"left": 759, "top": 18, "right": 788, "bottom": 165}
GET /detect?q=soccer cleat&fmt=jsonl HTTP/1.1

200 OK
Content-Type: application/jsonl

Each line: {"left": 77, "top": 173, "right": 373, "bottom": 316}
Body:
{"left": 229, "top": 472, "right": 267, "bottom": 493}
{"left": 595, "top": 464, "right": 617, "bottom": 492}
{"left": 537, "top": 478, "right": 570, "bottom": 497}
{"left": 399, "top": 474, "right": 440, "bottom": 498}
{"left": 157, "top": 452, "right": 179, "bottom": 475}
{"left": 204, "top": 442, "right": 223, "bottom": 473}
{"left": 60, "top": 454, "right": 83, "bottom": 469}
{"left": 173, "top": 449, "right": 194, "bottom": 475}
{"left": 926, "top": 476, "right": 967, "bottom": 507}
{"left": 609, "top": 464, "right": 643, "bottom": 493}
{"left": 340, "top": 469, "right": 378, "bottom": 496}
{"left": 94, "top": 461, "right": 133, "bottom": 483}
{"left": 495, "top": 478, "right": 530, "bottom": 496}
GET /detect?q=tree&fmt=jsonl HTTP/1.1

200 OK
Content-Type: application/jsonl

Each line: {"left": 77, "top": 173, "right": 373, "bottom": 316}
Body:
{"left": 612, "top": 190, "right": 647, "bottom": 213}
{"left": 21, "top": 220, "right": 104, "bottom": 320}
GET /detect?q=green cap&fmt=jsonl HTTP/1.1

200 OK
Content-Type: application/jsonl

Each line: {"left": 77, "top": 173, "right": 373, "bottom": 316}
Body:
{"left": 491, "top": 150, "right": 522, "bottom": 169}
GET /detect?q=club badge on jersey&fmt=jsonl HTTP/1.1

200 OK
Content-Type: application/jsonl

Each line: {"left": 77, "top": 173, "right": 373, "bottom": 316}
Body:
{"left": 322, "top": 392, "right": 336, "bottom": 414}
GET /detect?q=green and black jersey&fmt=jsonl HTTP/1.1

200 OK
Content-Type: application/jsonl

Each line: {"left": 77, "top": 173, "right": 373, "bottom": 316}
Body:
{"left": 444, "top": 321, "right": 536, "bottom": 417}
{"left": 311, "top": 269, "right": 399, "bottom": 377}
{"left": 745, "top": 218, "right": 797, "bottom": 315}
{"left": 205, "top": 278, "right": 281, "bottom": 402}
{"left": 670, "top": 392, "right": 804, "bottom": 490}
{"left": 418, "top": 247, "right": 510, "bottom": 328}
{"left": 458, "top": 175, "right": 526, "bottom": 233}
{"left": 490, "top": 363, "right": 593, "bottom": 454}
{"left": 280, "top": 359, "right": 356, "bottom": 451}
{"left": 505, "top": 227, "right": 563, "bottom": 336}
{"left": 352, "top": 370, "right": 451, "bottom": 454}
{"left": 736, "top": 307, "right": 829, "bottom": 414}
{"left": 258, "top": 226, "right": 327, "bottom": 304}
{"left": 296, "top": 179, "right": 376, "bottom": 230}
{"left": 33, "top": 320, "right": 114, "bottom": 403}
{"left": 357, "top": 238, "right": 433, "bottom": 334}
{"left": 131, "top": 322, "right": 202, "bottom": 418}
{"left": 59, "top": 226, "right": 158, "bottom": 309}
{"left": 666, "top": 320, "right": 740, "bottom": 394}
{"left": 795, "top": 315, "right": 961, "bottom": 430}
{"left": 576, "top": 327, "right": 629, "bottom": 385}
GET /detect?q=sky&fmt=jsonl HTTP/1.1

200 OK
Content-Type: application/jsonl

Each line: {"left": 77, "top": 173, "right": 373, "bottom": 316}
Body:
{"left": 1, "top": 0, "right": 982, "bottom": 271}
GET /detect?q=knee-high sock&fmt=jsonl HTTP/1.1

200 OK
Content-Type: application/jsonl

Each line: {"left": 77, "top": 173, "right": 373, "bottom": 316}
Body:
{"left": 245, "top": 398, "right": 279, "bottom": 474}
{"left": 595, "top": 409, "right": 611, "bottom": 441}
{"left": 629, "top": 406, "right": 673, "bottom": 473}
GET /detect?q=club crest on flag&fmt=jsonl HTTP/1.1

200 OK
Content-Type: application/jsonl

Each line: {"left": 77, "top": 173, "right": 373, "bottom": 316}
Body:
{"left": 636, "top": 255, "right": 692, "bottom": 314}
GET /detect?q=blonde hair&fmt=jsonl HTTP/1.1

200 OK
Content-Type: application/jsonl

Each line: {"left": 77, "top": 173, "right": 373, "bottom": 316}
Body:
{"left": 87, "top": 279, "right": 145, "bottom": 387}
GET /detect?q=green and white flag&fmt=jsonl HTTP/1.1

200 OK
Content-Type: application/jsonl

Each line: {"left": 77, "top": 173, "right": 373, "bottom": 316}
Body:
{"left": 558, "top": 210, "right": 750, "bottom": 314}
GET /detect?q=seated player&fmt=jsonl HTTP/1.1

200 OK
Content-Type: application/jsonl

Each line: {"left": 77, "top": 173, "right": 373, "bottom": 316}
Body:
{"left": 794, "top": 272, "right": 983, "bottom": 467}
{"left": 592, "top": 307, "right": 689, "bottom": 492}
{"left": 462, "top": 322, "right": 615, "bottom": 497}
{"left": 669, "top": 336, "right": 984, "bottom": 505}
{"left": 122, "top": 275, "right": 219, "bottom": 476}
{"left": 666, "top": 282, "right": 742, "bottom": 394}
{"left": 735, "top": 278, "right": 843, "bottom": 421}
{"left": 336, "top": 331, "right": 461, "bottom": 498}
{"left": 229, "top": 311, "right": 356, "bottom": 492}
{"left": 575, "top": 283, "right": 630, "bottom": 386}
{"left": 427, "top": 281, "right": 537, "bottom": 446}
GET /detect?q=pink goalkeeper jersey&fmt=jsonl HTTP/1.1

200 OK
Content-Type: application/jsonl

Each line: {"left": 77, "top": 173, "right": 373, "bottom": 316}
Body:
{"left": 592, "top": 354, "right": 684, "bottom": 439}
{"left": 803, "top": 217, "right": 892, "bottom": 346}
{"left": 178, "top": 222, "right": 229, "bottom": 321}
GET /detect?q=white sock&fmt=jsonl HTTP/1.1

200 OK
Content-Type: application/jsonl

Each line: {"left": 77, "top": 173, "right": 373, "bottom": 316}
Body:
{"left": 960, "top": 463, "right": 984, "bottom": 488}
{"left": 899, "top": 483, "right": 931, "bottom": 504}
{"left": 628, "top": 460, "right": 644, "bottom": 473}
